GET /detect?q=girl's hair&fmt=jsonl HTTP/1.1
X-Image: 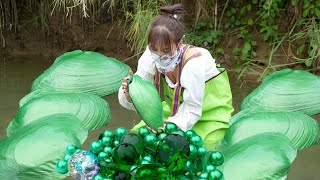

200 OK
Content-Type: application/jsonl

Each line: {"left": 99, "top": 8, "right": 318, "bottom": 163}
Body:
{"left": 148, "top": 4, "right": 186, "bottom": 53}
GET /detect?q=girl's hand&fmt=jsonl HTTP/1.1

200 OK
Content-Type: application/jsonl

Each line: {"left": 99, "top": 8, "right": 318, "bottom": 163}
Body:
{"left": 122, "top": 70, "right": 133, "bottom": 103}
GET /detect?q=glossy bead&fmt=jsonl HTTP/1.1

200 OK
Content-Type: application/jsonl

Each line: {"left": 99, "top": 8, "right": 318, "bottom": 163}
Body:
{"left": 164, "top": 123, "right": 177, "bottom": 134}
{"left": 115, "top": 127, "right": 128, "bottom": 140}
{"left": 190, "top": 135, "right": 203, "bottom": 148}
{"left": 144, "top": 134, "right": 158, "bottom": 149}
{"left": 90, "top": 141, "right": 103, "bottom": 154}
{"left": 199, "top": 172, "right": 208, "bottom": 179}
{"left": 198, "top": 146, "right": 208, "bottom": 157}
{"left": 185, "top": 130, "right": 196, "bottom": 140}
{"left": 113, "top": 143, "right": 140, "bottom": 172}
{"left": 138, "top": 127, "right": 150, "bottom": 138}
{"left": 102, "top": 130, "right": 115, "bottom": 139}
{"left": 98, "top": 152, "right": 108, "bottom": 161}
{"left": 205, "top": 165, "right": 216, "bottom": 172}
{"left": 157, "top": 134, "right": 190, "bottom": 171}
{"left": 56, "top": 159, "right": 68, "bottom": 174}
{"left": 93, "top": 173, "right": 105, "bottom": 180}
{"left": 113, "top": 140, "right": 120, "bottom": 147}
{"left": 101, "top": 136, "right": 112, "bottom": 147}
{"left": 63, "top": 154, "right": 71, "bottom": 161}
{"left": 142, "top": 155, "right": 155, "bottom": 163}
{"left": 103, "top": 146, "right": 113, "bottom": 157}
{"left": 157, "top": 133, "right": 167, "bottom": 141}
{"left": 208, "top": 169, "right": 223, "bottom": 180}
{"left": 209, "top": 151, "right": 224, "bottom": 166}
{"left": 189, "top": 144, "right": 198, "bottom": 160}
{"left": 66, "top": 145, "right": 77, "bottom": 155}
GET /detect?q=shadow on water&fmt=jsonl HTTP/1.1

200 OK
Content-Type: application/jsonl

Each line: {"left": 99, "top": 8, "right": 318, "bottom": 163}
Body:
{"left": 0, "top": 55, "right": 319, "bottom": 179}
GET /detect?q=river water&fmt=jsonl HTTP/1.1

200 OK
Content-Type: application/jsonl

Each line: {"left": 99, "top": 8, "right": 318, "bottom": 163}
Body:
{"left": 0, "top": 55, "right": 319, "bottom": 179}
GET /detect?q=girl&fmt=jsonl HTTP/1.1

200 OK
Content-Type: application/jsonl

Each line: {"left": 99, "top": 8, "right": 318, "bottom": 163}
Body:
{"left": 118, "top": 4, "right": 233, "bottom": 150}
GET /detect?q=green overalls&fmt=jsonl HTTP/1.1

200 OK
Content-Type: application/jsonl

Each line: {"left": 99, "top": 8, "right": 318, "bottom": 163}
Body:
{"left": 131, "top": 45, "right": 234, "bottom": 150}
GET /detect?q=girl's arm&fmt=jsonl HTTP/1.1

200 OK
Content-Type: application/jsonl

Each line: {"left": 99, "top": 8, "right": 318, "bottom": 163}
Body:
{"left": 118, "top": 47, "right": 155, "bottom": 111}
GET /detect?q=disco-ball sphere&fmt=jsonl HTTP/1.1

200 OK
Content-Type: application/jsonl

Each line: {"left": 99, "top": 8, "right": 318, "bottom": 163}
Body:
{"left": 68, "top": 150, "right": 100, "bottom": 180}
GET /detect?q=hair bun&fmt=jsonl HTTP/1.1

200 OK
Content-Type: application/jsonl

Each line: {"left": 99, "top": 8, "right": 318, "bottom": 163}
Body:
{"left": 160, "top": 4, "right": 186, "bottom": 15}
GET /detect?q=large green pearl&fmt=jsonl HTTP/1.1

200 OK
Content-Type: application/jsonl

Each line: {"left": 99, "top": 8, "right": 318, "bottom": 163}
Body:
{"left": 102, "top": 130, "right": 115, "bottom": 139}
{"left": 120, "top": 133, "right": 144, "bottom": 155}
{"left": 157, "top": 134, "right": 190, "bottom": 171}
{"left": 113, "top": 143, "right": 140, "bottom": 172}
{"left": 90, "top": 141, "right": 103, "bottom": 154}
{"left": 164, "top": 123, "right": 177, "bottom": 134}
{"left": 190, "top": 135, "right": 203, "bottom": 148}
{"left": 209, "top": 151, "right": 224, "bottom": 166}
{"left": 138, "top": 127, "right": 150, "bottom": 138}
{"left": 208, "top": 169, "right": 223, "bottom": 180}
{"left": 66, "top": 145, "right": 77, "bottom": 155}
{"left": 115, "top": 127, "right": 128, "bottom": 140}
{"left": 93, "top": 174, "right": 105, "bottom": 180}
{"left": 56, "top": 159, "right": 68, "bottom": 174}
{"left": 101, "top": 136, "right": 113, "bottom": 147}
{"left": 198, "top": 146, "right": 208, "bottom": 157}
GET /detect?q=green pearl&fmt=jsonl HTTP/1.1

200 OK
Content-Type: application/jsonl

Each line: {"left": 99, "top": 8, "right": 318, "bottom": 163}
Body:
{"left": 142, "top": 155, "right": 155, "bottom": 163}
{"left": 141, "top": 159, "right": 151, "bottom": 165}
{"left": 120, "top": 133, "right": 144, "bottom": 155}
{"left": 63, "top": 154, "right": 71, "bottom": 161}
{"left": 199, "top": 172, "right": 208, "bottom": 179}
{"left": 113, "top": 143, "right": 140, "bottom": 172}
{"left": 93, "top": 174, "right": 105, "bottom": 180}
{"left": 101, "top": 136, "right": 112, "bottom": 147}
{"left": 66, "top": 145, "right": 77, "bottom": 155}
{"left": 189, "top": 144, "right": 198, "bottom": 160}
{"left": 143, "top": 134, "right": 158, "bottom": 148}
{"left": 115, "top": 127, "right": 128, "bottom": 140}
{"left": 190, "top": 135, "right": 203, "bottom": 148}
{"left": 205, "top": 165, "right": 216, "bottom": 172}
{"left": 98, "top": 151, "right": 109, "bottom": 161}
{"left": 113, "top": 140, "right": 120, "bottom": 147}
{"left": 185, "top": 130, "right": 196, "bottom": 140}
{"left": 56, "top": 159, "right": 68, "bottom": 174}
{"left": 208, "top": 169, "right": 223, "bottom": 180}
{"left": 164, "top": 123, "right": 177, "bottom": 134}
{"left": 102, "top": 130, "right": 115, "bottom": 139}
{"left": 198, "top": 146, "right": 208, "bottom": 157}
{"left": 209, "top": 151, "right": 224, "bottom": 166}
{"left": 103, "top": 146, "right": 113, "bottom": 157}
{"left": 157, "top": 133, "right": 167, "bottom": 141}
{"left": 90, "top": 141, "right": 103, "bottom": 154}
{"left": 138, "top": 127, "right": 150, "bottom": 138}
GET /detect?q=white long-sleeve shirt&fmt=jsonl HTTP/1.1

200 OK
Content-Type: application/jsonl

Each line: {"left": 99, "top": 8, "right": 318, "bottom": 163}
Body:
{"left": 118, "top": 46, "right": 220, "bottom": 131}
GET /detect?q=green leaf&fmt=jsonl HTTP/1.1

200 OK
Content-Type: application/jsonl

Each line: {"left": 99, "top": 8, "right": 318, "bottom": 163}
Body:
{"left": 216, "top": 48, "right": 224, "bottom": 54}
{"left": 247, "top": 4, "right": 252, "bottom": 11}
{"left": 248, "top": 18, "right": 253, "bottom": 25}
{"left": 252, "top": 0, "right": 258, "bottom": 5}
{"left": 213, "top": 39, "right": 219, "bottom": 44}
{"left": 232, "top": 48, "right": 241, "bottom": 54}
{"left": 251, "top": 40, "right": 257, "bottom": 46}
{"left": 297, "top": 44, "right": 306, "bottom": 55}
{"left": 291, "top": 0, "right": 298, "bottom": 6}
{"left": 240, "top": 7, "right": 246, "bottom": 16}
{"left": 315, "top": 8, "right": 320, "bottom": 18}
{"left": 243, "top": 42, "right": 252, "bottom": 52}
{"left": 303, "top": 8, "right": 310, "bottom": 17}
{"left": 206, "top": 36, "right": 213, "bottom": 43}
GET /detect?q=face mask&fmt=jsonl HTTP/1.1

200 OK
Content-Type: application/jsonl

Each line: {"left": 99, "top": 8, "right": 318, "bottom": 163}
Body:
{"left": 152, "top": 49, "right": 182, "bottom": 74}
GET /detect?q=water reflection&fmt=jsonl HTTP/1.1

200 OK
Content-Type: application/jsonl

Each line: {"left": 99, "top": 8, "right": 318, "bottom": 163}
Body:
{"left": 0, "top": 55, "right": 319, "bottom": 180}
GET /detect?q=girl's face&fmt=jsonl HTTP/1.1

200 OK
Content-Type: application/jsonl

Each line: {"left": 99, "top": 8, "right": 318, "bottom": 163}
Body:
{"left": 150, "top": 42, "right": 180, "bottom": 62}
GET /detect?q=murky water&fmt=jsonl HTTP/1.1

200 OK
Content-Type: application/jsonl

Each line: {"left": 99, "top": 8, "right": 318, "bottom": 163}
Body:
{"left": 0, "top": 55, "right": 319, "bottom": 179}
